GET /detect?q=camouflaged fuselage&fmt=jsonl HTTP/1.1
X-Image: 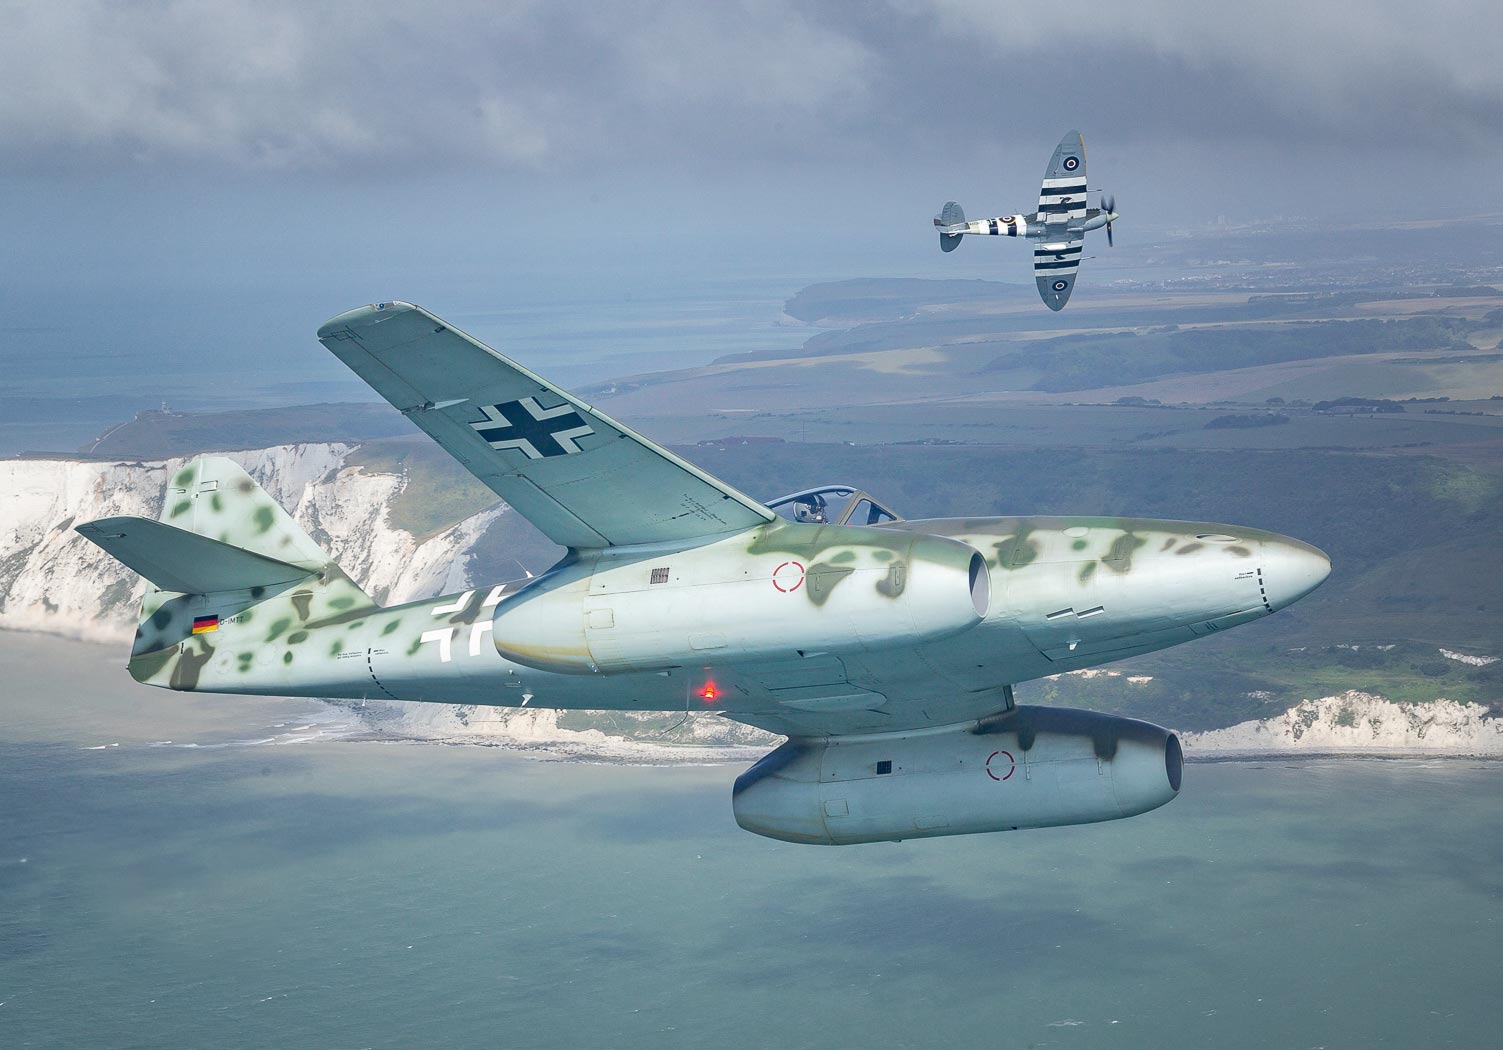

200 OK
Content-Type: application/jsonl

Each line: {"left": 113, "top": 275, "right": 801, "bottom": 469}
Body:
{"left": 126, "top": 513, "right": 1328, "bottom": 737}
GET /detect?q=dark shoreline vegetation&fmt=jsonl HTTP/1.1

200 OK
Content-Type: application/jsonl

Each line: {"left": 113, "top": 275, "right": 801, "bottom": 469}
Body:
{"left": 989, "top": 316, "right": 1480, "bottom": 391}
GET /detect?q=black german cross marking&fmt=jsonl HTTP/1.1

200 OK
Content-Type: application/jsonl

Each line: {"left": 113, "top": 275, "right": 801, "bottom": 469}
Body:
{"left": 468, "top": 397, "right": 595, "bottom": 459}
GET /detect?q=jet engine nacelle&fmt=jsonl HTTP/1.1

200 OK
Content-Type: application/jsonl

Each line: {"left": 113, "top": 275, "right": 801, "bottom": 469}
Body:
{"left": 732, "top": 706, "right": 1181, "bottom": 844}
{"left": 490, "top": 524, "right": 990, "bottom": 675}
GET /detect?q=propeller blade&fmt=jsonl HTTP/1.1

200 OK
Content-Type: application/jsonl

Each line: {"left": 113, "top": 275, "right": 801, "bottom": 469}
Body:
{"left": 1106, "top": 223, "right": 1114, "bottom": 248}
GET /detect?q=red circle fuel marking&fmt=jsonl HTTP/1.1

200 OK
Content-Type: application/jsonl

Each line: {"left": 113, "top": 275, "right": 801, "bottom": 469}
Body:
{"left": 772, "top": 560, "right": 805, "bottom": 593}
{"left": 986, "top": 750, "right": 1015, "bottom": 781}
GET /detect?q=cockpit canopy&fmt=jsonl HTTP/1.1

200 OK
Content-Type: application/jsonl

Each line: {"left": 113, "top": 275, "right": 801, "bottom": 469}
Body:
{"left": 766, "top": 485, "right": 902, "bottom": 527}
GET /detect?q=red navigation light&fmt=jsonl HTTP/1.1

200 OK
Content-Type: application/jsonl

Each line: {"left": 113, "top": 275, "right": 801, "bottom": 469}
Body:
{"left": 699, "top": 682, "right": 718, "bottom": 702}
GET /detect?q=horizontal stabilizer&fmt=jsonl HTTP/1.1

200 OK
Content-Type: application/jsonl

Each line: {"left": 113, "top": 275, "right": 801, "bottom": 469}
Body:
{"left": 76, "top": 516, "right": 319, "bottom": 594}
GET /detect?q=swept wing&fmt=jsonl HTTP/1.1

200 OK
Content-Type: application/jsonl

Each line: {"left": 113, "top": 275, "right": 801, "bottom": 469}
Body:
{"left": 317, "top": 302, "right": 775, "bottom": 549}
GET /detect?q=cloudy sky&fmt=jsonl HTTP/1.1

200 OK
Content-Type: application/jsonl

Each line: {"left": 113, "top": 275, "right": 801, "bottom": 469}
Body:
{"left": 2, "top": 0, "right": 1500, "bottom": 401}
{"left": 5, "top": 1, "right": 1499, "bottom": 191}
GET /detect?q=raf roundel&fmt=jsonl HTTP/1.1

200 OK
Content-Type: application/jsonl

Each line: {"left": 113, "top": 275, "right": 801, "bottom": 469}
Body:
{"left": 1053, "top": 280, "right": 1069, "bottom": 292}
{"left": 1063, "top": 156, "right": 1079, "bottom": 171}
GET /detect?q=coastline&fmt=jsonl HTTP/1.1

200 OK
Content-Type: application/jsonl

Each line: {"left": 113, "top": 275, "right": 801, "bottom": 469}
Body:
{"left": 9, "top": 626, "right": 1497, "bottom": 766}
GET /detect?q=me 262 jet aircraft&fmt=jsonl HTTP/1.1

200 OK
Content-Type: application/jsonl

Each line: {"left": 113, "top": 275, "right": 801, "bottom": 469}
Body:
{"left": 934, "top": 129, "right": 1118, "bottom": 310}
{"left": 77, "top": 302, "right": 1329, "bottom": 845}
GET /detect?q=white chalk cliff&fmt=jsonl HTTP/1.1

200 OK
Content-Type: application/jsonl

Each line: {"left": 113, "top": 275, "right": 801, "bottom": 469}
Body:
{"left": 0, "top": 444, "right": 499, "bottom": 643}
{"left": 1, "top": 445, "right": 1496, "bottom": 756}
{"left": 0, "top": 443, "right": 764, "bottom": 751}
{"left": 1181, "top": 692, "right": 1503, "bottom": 755}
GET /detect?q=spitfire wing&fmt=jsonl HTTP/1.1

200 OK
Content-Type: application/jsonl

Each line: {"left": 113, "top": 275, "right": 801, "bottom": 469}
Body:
{"left": 1034, "top": 234, "right": 1084, "bottom": 311}
{"left": 317, "top": 302, "right": 775, "bottom": 549}
{"left": 1039, "top": 130, "right": 1088, "bottom": 226}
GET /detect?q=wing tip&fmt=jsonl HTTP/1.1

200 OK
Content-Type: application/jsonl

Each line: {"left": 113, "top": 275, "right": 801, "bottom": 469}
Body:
{"left": 316, "top": 300, "right": 420, "bottom": 339}
{"left": 75, "top": 516, "right": 129, "bottom": 539}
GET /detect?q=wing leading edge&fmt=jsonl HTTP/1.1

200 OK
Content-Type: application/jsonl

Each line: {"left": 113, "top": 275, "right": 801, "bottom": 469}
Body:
{"left": 317, "top": 302, "right": 775, "bottom": 549}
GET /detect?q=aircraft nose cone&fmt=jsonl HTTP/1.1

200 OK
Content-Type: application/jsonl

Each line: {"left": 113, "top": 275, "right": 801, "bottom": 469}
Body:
{"left": 1260, "top": 536, "right": 1331, "bottom": 610}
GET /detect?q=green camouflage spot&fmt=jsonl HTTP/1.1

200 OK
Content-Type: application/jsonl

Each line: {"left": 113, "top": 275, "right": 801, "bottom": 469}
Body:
{"left": 1003, "top": 529, "right": 1039, "bottom": 569}
{"left": 288, "top": 631, "right": 309, "bottom": 645}
{"left": 1227, "top": 545, "right": 1252, "bottom": 557}
{"left": 253, "top": 506, "right": 275, "bottom": 534}
{"left": 831, "top": 551, "right": 856, "bottom": 564}
{"left": 406, "top": 638, "right": 422, "bottom": 655}
{"left": 873, "top": 550, "right": 894, "bottom": 561}
{"left": 238, "top": 651, "right": 254, "bottom": 666}
{"left": 876, "top": 562, "right": 907, "bottom": 598}
{"left": 1160, "top": 538, "right": 1176, "bottom": 551}
{"left": 1072, "top": 539, "right": 1088, "bottom": 551}
{"left": 329, "top": 596, "right": 356, "bottom": 610}
{"left": 1175, "top": 542, "right": 1205, "bottom": 557}
{"left": 283, "top": 651, "right": 294, "bottom": 664}
{"left": 210, "top": 493, "right": 224, "bottom": 512}
{"left": 170, "top": 500, "right": 191, "bottom": 518}
{"left": 1078, "top": 561, "right": 1097, "bottom": 584}
{"left": 1102, "top": 533, "right": 1148, "bottom": 573}
{"left": 382, "top": 620, "right": 401, "bottom": 635}
{"left": 129, "top": 648, "right": 174, "bottom": 682}
{"left": 173, "top": 468, "right": 194, "bottom": 487}
{"left": 290, "top": 592, "right": 313, "bottom": 620}
{"left": 330, "top": 639, "right": 345, "bottom": 657}
{"left": 266, "top": 617, "right": 292, "bottom": 641}
{"left": 804, "top": 563, "right": 854, "bottom": 606}
{"left": 151, "top": 607, "right": 173, "bottom": 629}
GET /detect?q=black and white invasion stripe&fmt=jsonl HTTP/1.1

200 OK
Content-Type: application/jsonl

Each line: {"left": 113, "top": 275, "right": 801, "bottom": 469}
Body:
{"left": 1038, "top": 177, "right": 1088, "bottom": 217}
{"left": 1034, "top": 241, "right": 1082, "bottom": 277}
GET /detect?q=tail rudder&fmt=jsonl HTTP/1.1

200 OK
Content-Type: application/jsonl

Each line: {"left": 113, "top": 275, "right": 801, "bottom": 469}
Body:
{"left": 936, "top": 201, "right": 966, "bottom": 251}
{"left": 76, "top": 457, "right": 379, "bottom": 690}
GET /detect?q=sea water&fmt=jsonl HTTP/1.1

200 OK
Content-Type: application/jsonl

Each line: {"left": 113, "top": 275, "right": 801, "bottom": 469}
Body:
{"left": 2, "top": 632, "right": 1499, "bottom": 1050}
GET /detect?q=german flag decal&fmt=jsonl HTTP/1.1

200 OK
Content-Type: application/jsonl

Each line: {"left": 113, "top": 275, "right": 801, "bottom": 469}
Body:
{"left": 192, "top": 614, "right": 220, "bottom": 635}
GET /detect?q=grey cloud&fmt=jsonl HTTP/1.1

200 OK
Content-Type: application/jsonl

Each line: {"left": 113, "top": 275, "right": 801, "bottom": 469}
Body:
{"left": 0, "top": 0, "right": 874, "bottom": 173}
{"left": 909, "top": 0, "right": 1503, "bottom": 150}
{"left": 1, "top": 0, "right": 1500, "bottom": 177}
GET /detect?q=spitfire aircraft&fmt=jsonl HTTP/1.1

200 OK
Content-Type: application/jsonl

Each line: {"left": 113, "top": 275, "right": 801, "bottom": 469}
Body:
{"left": 77, "top": 301, "right": 1329, "bottom": 845}
{"left": 934, "top": 129, "right": 1118, "bottom": 310}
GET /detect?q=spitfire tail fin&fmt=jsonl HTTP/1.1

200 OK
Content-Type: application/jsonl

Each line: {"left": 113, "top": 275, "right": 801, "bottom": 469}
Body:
{"left": 76, "top": 457, "right": 379, "bottom": 689}
{"left": 936, "top": 201, "right": 966, "bottom": 251}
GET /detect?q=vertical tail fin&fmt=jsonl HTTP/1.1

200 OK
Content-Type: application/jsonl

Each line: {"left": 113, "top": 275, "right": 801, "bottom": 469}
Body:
{"left": 76, "top": 457, "right": 379, "bottom": 690}
{"left": 936, "top": 201, "right": 966, "bottom": 251}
